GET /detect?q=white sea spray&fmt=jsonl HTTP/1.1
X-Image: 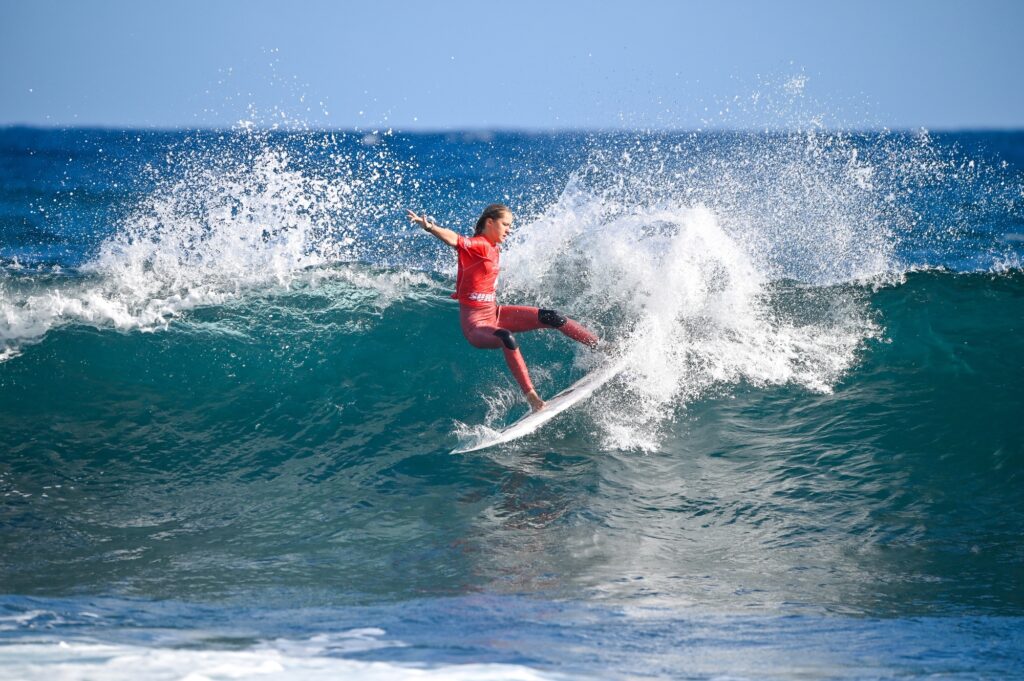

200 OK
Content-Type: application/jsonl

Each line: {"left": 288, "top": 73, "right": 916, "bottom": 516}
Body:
{"left": 498, "top": 131, "right": 901, "bottom": 450}
{"left": 0, "top": 132, "right": 414, "bottom": 360}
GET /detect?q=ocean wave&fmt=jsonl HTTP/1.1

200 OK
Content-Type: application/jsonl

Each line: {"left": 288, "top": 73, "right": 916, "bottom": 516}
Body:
{"left": 1, "top": 270, "right": 1020, "bottom": 614}
{"left": 4, "top": 125, "right": 1023, "bottom": 460}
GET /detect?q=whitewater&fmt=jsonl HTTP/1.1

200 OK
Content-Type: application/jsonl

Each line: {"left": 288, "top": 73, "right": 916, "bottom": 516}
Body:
{"left": 1, "top": 125, "right": 1022, "bottom": 679}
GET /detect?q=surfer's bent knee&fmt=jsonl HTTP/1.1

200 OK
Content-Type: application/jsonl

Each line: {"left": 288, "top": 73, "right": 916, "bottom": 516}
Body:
{"left": 493, "top": 329, "right": 518, "bottom": 350}
{"left": 538, "top": 308, "right": 567, "bottom": 328}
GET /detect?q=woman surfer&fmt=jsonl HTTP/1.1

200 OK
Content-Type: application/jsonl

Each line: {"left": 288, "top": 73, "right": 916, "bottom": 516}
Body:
{"left": 407, "top": 204, "right": 600, "bottom": 412}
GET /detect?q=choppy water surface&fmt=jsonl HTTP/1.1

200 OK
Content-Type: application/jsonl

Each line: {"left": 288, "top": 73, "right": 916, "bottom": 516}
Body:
{"left": 1, "top": 126, "right": 1022, "bottom": 679}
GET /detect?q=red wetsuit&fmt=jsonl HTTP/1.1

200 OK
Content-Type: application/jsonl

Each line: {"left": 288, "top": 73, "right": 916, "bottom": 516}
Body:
{"left": 453, "top": 234, "right": 598, "bottom": 394}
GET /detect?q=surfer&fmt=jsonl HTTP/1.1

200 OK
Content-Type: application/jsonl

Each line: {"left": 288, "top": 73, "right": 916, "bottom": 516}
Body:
{"left": 407, "top": 204, "right": 600, "bottom": 412}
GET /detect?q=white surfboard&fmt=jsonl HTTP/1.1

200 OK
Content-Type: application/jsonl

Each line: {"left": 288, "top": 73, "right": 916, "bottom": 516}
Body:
{"left": 452, "top": 356, "right": 627, "bottom": 454}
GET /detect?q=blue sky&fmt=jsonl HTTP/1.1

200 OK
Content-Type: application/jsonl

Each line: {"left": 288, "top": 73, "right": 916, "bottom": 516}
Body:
{"left": 1, "top": 0, "right": 1022, "bottom": 130}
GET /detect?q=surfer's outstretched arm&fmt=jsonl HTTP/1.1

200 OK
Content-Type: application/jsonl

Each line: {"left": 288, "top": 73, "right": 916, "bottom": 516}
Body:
{"left": 406, "top": 209, "right": 458, "bottom": 249}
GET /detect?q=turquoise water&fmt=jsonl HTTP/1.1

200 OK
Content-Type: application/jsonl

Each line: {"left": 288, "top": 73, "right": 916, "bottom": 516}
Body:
{"left": 1, "top": 128, "right": 1022, "bottom": 679}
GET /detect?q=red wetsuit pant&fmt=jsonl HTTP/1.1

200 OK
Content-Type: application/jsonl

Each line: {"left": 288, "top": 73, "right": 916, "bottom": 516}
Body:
{"left": 459, "top": 304, "right": 599, "bottom": 394}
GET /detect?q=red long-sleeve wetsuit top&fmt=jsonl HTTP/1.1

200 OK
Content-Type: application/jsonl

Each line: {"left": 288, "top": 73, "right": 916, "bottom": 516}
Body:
{"left": 452, "top": 235, "right": 500, "bottom": 306}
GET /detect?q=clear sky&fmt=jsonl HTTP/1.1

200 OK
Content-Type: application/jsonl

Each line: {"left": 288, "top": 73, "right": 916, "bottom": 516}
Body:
{"left": 1, "top": 0, "right": 1022, "bottom": 131}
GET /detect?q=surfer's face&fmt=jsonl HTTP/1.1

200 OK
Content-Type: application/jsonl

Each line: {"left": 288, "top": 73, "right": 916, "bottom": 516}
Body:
{"left": 483, "top": 212, "right": 513, "bottom": 244}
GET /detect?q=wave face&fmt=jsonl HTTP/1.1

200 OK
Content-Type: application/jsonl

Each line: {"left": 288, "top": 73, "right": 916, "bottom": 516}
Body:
{"left": 1, "top": 128, "right": 1023, "bottom": 678}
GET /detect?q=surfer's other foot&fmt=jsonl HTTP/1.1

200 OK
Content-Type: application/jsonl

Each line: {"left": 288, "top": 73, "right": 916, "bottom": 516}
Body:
{"left": 526, "top": 390, "right": 546, "bottom": 412}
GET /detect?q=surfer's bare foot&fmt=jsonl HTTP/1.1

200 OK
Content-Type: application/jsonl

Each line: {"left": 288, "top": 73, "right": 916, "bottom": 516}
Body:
{"left": 526, "top": 390, "right": 546, "bottom": 412}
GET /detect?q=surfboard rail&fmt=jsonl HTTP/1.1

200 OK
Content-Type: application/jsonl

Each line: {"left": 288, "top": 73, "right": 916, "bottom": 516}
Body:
{"left": 451, "top": 356, "right": 627, "bottom": 454}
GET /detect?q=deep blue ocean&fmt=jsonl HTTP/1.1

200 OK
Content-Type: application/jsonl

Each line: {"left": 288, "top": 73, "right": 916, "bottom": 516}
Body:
{"left": 1, "top": 126, "right": 1022, "bottom": 679}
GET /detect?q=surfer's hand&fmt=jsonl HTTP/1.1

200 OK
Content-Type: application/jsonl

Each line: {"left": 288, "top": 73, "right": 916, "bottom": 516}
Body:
{"left": 526, "top": 390, "right": 546, "bottom": 413}
{"left": 406, "top": 209, "right": 430, "bottom": 230}
{"left": 409, "top": 211, "right": 459, "bottom": 248}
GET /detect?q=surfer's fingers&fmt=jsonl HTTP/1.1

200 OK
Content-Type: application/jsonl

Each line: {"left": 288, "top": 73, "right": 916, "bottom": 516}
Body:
{"left": 406, "top": 210, "right": 426, "bottom": 226}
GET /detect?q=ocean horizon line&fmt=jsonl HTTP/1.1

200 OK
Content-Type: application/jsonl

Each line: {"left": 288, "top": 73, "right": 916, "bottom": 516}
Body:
{"left": 3, "top": 123, "right": 1024, "bottom": 136}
